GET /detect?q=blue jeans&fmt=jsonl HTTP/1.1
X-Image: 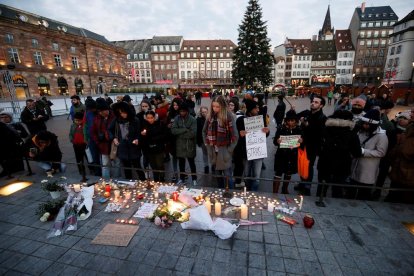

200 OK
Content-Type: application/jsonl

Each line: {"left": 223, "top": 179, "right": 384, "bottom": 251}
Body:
{"left": 38, "top": 162, "right": 66, "bottom": 173}
{"left": 244, "top": 158, "right": 263, "bottom": 191}
{"left": 101, "top": 154, "right": 121, "bottom": 180}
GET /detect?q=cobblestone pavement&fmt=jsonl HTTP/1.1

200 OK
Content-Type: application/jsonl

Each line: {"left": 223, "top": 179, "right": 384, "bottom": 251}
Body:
{"left": 0, "top": 95, "right": 413, "bottom": 275}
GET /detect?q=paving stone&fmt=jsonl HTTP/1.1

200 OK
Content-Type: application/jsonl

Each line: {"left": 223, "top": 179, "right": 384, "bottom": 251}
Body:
{"left": 41, "top": 262, "right": 68, "bottom": 275}
{"left": 311, "top": 238, "right": 330, "bottom": 251}
{"left": 175, "top": 256, "right": 194, "bottom": 273}
{"left": 12, "top": 255, "right": 53, "bottom": 275}
{"left": 165, "top": 241, "right": 185, "bottom": 255}
{"left": 248, "top": 253, "right": 266, "bottom": 269}
{"left": 298, "top": 248, "right": 318, "bottom": 262}
{"left": 263, "top": 223, "right": 278, "bottom": 233}
{"left": 247, "top": 267, "right": 266, "bottom": 276}
{"left": 0, "top": 235, "right": 20, "bottom": 249}
{"left": 277, "top": 225, "right": 293, "bottom": 235}
{"left": 294, "top": 235, "right": 313, "bottom": 249}
{"left": 302, "top": 261, "right": 324, "bottom": 276}
{"left": 249, "top": 231, "right": 263, "bottom": 242}
{"left": 265, "top": 244, "right": 283, "bottom": 257}
{"left": 232, "top": 239, "right": 248, "bottom": 253}
{"left": 181, "top": 243, "right": 199, "bottom": 258}
{"left": 142, "top": 251, "right": 163, "bottom": 266}
{"left": 61, "top": 265, "right": 82, "bottom": 275}
{"left": 71, "top": 251, "right": 95, "bottom": 268}
{"left": 266, "top": 271, "right": 286, "bottom": 276}
{"left": 200, "top": 235, "right": 218, "bottom": 248}
{"left": 340, "top": 266, "right": 362, "bottom": 276}
{"left": 281, "top": 246, "right": 300, "bottom": 260}
{"left": 211, "top": 261, "right": 230, "bottom": 276}
{"left": 214, "top": 248, "right": 231, "bottom": 263}
{"left": 157, "top": 253, "right": 179, "bottom": 269}
{"left": 279, "top": 234, "right": 296, "bottom": 247}
{"left": 216, "top": 239, "right": 232, "bottom": 250}
{"left": 192, "top": 259, "right": 212, "bottom": 275}
{"left": 353, "top": 255, "right": 378, "bottom": 272}
{"left": 115, "top": 260, "right": 140, "bottom": 276}
{"left": 151, "top": 267, "right": 173, "bottom": 276}
{"left": 234, "top": 230, "right": 249, "bottom": 240}
{"left": 197, "top": 245, "right": 215, "bottom": 260}
{"left": 283, "top": 258, "right": 304, "bottom": 274}
{"left": 321, "top": 263, "right": 343, "bottom": 276}
{"left": 334, "top": 253, "right": 357, "bottom": 268}
{"left": 32, "top": 244, "right": 68, "bottom": 261}
{"left": 328, "top": 240, "right": 348, "bottom": 253}
{"left": 316, "top": 250, "right": 337, "bottom": 265}
{"left": 136, "top": 264, "right": 154, "bottom": 276}
{"left": 266, "top": 256, "right": 285, "bottom": 272}
{"left": 9, "top": 238, "right": 43, "bottom": 255}
{"left": 308, "top": 229, "right": 325, "bottom": 239}
{"left": 227, "top": 265, "right": 247, "bottom": 276}
{"left": 230, "top": 251, "right": 248, "bottom": 267}
{"left": 136, "top": 237, "right": 156, "bottom": 250}
{"left": 84, "top": 255, "right": 108, "bottom": 272}
{"left": 248, "top": 241, "right": 264, "bottom": 255}
{"left": 264, "top": 233, "right": 280, "bottom": 244}
{"left": 127, "top": 248, "right": 148, "bottom": 263}
{"left": 0, "top": 251, "right": 27, "bottom": 269}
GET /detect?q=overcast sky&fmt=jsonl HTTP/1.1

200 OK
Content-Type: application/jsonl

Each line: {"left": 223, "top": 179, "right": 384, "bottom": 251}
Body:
{"left": 2, "top": 0, "right": 412, "bottom": 47}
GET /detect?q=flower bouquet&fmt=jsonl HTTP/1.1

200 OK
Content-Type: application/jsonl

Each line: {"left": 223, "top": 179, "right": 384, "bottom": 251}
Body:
{"left": 148, "top": 204, "right": 182, "bottom": 228}
{"left": 36, "top": 199, "right": 65, "bottom": 222}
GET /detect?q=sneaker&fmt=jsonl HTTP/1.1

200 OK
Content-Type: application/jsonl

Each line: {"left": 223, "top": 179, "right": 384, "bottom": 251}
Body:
{"left": 176, "top": 179, "right": 185, "bottom": 186}
{"left": 192, "top": 180, "right": 198, "bottom": 186}
{"left": 235, "top": 181, "right": 246, "bottom": 188}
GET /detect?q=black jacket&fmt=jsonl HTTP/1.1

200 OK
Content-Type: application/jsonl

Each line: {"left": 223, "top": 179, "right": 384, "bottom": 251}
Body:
{"left": 20, "top": 107, "right": 48, "bottom": 135}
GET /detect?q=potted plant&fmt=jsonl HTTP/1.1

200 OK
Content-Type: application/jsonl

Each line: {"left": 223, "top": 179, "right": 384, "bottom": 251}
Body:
{"left": 41, "top": 178, "right": 64, "bottom": 199}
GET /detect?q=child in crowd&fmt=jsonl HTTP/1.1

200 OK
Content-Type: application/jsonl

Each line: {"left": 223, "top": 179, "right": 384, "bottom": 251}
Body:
{"left": 69, "top": 112, "right": 88, "bottom": 182}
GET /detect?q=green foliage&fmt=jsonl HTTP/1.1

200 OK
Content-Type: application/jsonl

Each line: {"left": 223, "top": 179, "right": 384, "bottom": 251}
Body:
{"left": 232, "top": 0, "right": 274, "bottom": 89}
{"left": 41, "top": 178, "right": 65, "bottom": 192}
{"left": 36, "top": 199, "right": 65, "bottom": 217}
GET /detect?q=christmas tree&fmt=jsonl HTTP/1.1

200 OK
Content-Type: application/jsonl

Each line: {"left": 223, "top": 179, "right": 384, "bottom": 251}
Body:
{"left": 232, "top": 0, "right": 274, "bottom": 90}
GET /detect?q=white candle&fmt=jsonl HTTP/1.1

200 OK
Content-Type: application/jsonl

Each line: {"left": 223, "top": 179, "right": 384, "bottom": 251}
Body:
{"left": 73, "top": 184, "right": 81, "bottom": 193}
{"left": 204, "top": 200, "right": 211, "bottom": 214}
{"left": 243, "top": 187, "right": 247, "bottom": 196}
{"left": 154, "top": 192, "right": 159, "bottom": 199}
{"left": 267, "top": 202, "right": 275, "bottom": 213}
{"left": 125, "top": 191, "right": 131, "bottom": 200}
{"left": 299, "top": 195, "right": 303, "bottom": 211}
{"left": 114, "top": 190, "right": 120, "bottom": 200}
{"left": 240, "top": 204, "right": 248, "bottom": 219}
{"left": 214, "top": 201, "right": 221, "bottom": 216}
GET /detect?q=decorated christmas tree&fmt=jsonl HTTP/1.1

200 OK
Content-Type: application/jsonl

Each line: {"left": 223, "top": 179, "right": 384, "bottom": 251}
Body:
{"left": 232, "top": 0, "right": 274, "bottom": 90}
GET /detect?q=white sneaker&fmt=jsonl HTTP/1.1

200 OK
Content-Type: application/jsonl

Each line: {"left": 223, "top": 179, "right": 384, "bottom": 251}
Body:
{"left": 235, "top": 181, "right": 245, "bottom": 188}
{"left": 192, "top": 180, "right": 198, "bottom": 186}
{"left": 176, "top": 179, "right": 185, "bottom": 186}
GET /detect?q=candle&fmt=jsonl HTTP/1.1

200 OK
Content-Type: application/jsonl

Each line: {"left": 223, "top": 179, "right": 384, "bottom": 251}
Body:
{"left": 204, "top": 199, "right": 211, "bottom": 214}
{"left": 214, "top": 201, "right": 221, "bottom": 216}
{"left": 104, "top": 184, "right": 111, "bottom": 198}
{"left": 114, "top": 190, "right": 120, "bottom": 200}
{"left": 299, "top": 195, "right": 303, "bottom": 211}
{"left": 125, "top": 191, "right": 131, "bottom": 200}
{"left": 240, "top": 204, "right": 248, "bottom": 219}
{"left": 244, "top": 187, "right": 247, "bottom": 196}
{"left": 73, "top": 184, "right": 81, "bottom": 193}
{"left": 267, "top": 202, "right": 275, "bottom": 213}
{"left": 168, "top": 199, "right": 173, "bottom": 209}
{"left": 172, "top": 191, "right": 179, "bottom": 201}
{"left": 154, "top": 192, "right": 159, "bottom": 199}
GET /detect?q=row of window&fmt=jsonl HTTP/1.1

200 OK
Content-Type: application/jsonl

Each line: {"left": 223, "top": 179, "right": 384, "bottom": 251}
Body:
{"left": 180, "top": 61, "right": 232, "bottom": 69}
{"left": 311, "top": 69, "right": 336, "bottom": 75}
{"left": 4, "top": 34, "right": 77, "bottom": 53}
{"left": 360, "top": 21, "right": 396, "bottom": 28}
{"left": 389, "top": 45, "right": 402, "bottom": 55}
{"left": 337, "top": 52, "right": 354, "bottom": 58}
{"left": 154, "top": 73, "right": 178, "bottom": 81}
{"left": 357, "top": 49, "right": 385, "bottom": 58}
{"left": 337, "top": 61, "right": 353, "bottom": 66}
{"left": 180, "top": 52, "right": 231, "bottom": 58}
{"left": 355, "top": 67, "right": 382, "bottom": 75}
{"left": 182, "top": 45, "right": 233, "bottom": 51}
{"left": 336, "top": 77, "right": 352, "bottom": 84}
{"left": 392, "top": 33, "right": 404, "bottom": 43}
{"left": 336, "top": 69, "right": 353, "bottom": 74}
{"left": 387, "top": 58, "right": 399, "bottom": 68}
{"left": 359, "top": 39, "right": 388, "bottom": 47}
{"left": 180, "top": 70, "right": 232, "bottom": 79}
{"left": 152, "top": 45, "right": 179, "bottom": 52}
{"left": 293, "top": 64, "right": 310, "bottom": 69}
{"left": 152, "top": 55, "right": 177, "bottom": 61}
{"left": 129, "top": 62, "right": 151, "bottom": 69}
{"left": 293, "top": 56, "right": 311, "bottom": 61}
{"left": 356, "top": 58, "right": 384, "bottom": 66}
{"left": 312, "top": 61, "right": 336, "bottom": 66}
{"left": 154, "top": 64, "right": 177, "bottom": 70}
{"left": 129, "top": 78, "right": 152, "bottom": 84}
{"left": 359, "top": 30, "right": 392, "bottom": 38}
{"left": 292, "top": 71, "right": 309, "bottom": 77}
{"left": 130, "top": 70, "right": 151, "bottom": 78}
{"left": 127, "top": 53, "right": 149, "bottom": 60}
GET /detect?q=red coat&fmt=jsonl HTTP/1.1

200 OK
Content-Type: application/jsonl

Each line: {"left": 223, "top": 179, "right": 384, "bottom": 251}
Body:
{"left": 155, "top": 101, "right": 170, "bottom": 125}
{"left": 91, "top": 112, "right": 115, "bottom": 155}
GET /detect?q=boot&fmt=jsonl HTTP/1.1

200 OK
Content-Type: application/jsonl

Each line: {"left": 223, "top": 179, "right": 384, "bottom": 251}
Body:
{"left": 281, "top": 183, "right": 289, "bottom": 194}
{"left": 273, "top": 177, "right": 281, "bottom": 193}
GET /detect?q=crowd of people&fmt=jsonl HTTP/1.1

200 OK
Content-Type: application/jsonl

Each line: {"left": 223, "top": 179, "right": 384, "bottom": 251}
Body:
{"left": 0, "top": 90, "right": 412, "bottom": 203}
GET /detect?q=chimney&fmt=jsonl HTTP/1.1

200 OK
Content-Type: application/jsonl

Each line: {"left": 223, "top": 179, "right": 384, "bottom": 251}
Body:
{"left": 361, "top": 2, "right": 366, "bottom": 13}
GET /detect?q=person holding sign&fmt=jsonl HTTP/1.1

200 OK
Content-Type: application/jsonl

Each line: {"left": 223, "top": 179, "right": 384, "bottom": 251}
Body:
{"left": 241, "top": 99, "right": 270, "bottom": 191}
{"left": 273, "top": 110, "right": 303, "bottom": 194}
{"left": 203, "top": 96, "right": 239, "bottom": 189}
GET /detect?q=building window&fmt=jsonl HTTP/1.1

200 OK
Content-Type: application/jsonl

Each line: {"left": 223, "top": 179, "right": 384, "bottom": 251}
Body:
{"left": 7, "top": 48, "right": 20, "bottom": 63}
{"left": 54, "top": 54, "right": 62, "bottom": 67}
{"left": 34, "top": 51, "right": 43, "bottom": 65}
{"left": 72, "top": 57, "right": 79, "bottom": 69}
{"left": 127, "top": 54, "right": 131, "bottom": 60}
{"left": 394, "top": 58, "right": 399, "bottom": 67}
{"left": 166, "top": 55, "right": 170, "bottom": 61}
{"left": 200, "top": 53, "right": 204, "bottom": 58}
{"left": 5, "top": 33, "right": 14, "bottom": 44}
{"left": 31, "top": 38, "right": 39, "bottom": 48}
{"left": 70, "top": 46, "right": 76, "bottom": 53}
{"left": 390, "top": 47, "right": 395, "bottom": 55}
{"left": 166, "top": 45, "right": 170, "bottom": 51}
{"left": 207, "top": 53, "right": 210, "bottom": 58}
{"left": 193, "top": 62, "right": 197, "bottom": 68}
{"left": 396, "top": 45, "right": 402, "bottom": 54}
{"left": 193, "top": 53, "right": 197, "bottom": 58}
{"left": 359, "top": 40, "right": 365, "bottom": 46}
{"left": 52, "top": 43, "right": 59, "bottom": 51}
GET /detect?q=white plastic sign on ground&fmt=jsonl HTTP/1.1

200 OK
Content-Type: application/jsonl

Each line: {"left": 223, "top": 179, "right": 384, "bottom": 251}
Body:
{"left": 244, "top": 115, "right": 267, "bottom": 160}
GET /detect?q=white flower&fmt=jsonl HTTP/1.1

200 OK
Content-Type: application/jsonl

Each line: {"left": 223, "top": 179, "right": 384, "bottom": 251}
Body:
{"left": 154, "top": 216, "right": 162, "bottom": 226}
{"left": 40, "top": 216, "right": 47, "bottom": 222}
{"left": 41, "top": 180, "right": 48, "bottom": 183}
{"left": 60, "top": 176, "right": 67, "bottom": 180}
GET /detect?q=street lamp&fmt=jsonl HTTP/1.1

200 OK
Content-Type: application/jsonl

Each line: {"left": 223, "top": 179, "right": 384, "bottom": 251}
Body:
{"left": 405, "top": 61, "right": 414, "bottom": 106}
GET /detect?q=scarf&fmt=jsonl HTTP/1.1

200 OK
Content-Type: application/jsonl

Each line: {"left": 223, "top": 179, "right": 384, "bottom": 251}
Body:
{"left": 206, "top": 113, "right": 236, "bottom": 146}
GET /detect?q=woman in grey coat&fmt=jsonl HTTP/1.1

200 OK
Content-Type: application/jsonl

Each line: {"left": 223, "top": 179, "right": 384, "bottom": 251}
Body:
{"left": 350, "top": 109, "right": 388, "bottom": 200}
{"left": 171, "top": 102, "right": 197, "bottom": 186}
{"left": 203, "top": 96, "right": 238, "bottom": 188}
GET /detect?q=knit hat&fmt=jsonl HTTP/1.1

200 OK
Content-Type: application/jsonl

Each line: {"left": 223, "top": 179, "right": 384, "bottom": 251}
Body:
{"left": 85, "top": 98, "right": 96, "bottom": 109}
{"left": 284, "top": 109, "right": 298, "bottom": 121}
{"left": 123, "top": 95, "right": 132, "bottom": 102}
{"left": 395, "top": 111, "right": 411, "bottom": 120}
{"left": 0, "top": 112, "right": 13, "bottom": 119}
{"left": 244, "top": 99, "right": 258, "bottom": 114}
{"left": 96, "top": 98, "right": 110, "bottom": 111}
{"left": 351, "top": 98, "right": 366, "bottom": 108}
{"left": 360, "top": 109, "right": 380, "bottom": 125}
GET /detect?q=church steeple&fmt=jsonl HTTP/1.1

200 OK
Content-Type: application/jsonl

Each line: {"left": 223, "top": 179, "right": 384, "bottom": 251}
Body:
{"left": 319, "top": 5, "right": 334, "bottom": 40}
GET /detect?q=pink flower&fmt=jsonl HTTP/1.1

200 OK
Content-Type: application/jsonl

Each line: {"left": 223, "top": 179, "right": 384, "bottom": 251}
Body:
{"left": 154, "top": 216, "right": 161, "bottom": 226}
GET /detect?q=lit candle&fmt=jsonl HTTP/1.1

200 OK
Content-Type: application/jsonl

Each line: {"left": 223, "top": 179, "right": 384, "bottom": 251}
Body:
{"left": 114, "top": 190, "right": 120, "bottom": 201}
{"left": 172, "top": 191, "right": 179, "bottom": 201}
{"left": 154, "top": 192, "right": 159, "bottom": 199}
{"left": 73, "top": 184, "right": 81, "bottom": 193}
{"left": 204, "top": 199, "right": 211, "bottom": 214}
{"left": 214, "top": 201, "right": 221, "bottom": 216}
{"left": 299, "top": 195, "right": 303, "bottom": 211}
{"left": 168, "top": 199, "right": 173, "bottom": 209}
{"left": 125, "top": 191, "right": 131, "bottom": 200}
{"left": 240, "top": 204, "right": 248, "bottom": 220}
{"left": 104, "top": 184, "right": 111, "bottom": 198}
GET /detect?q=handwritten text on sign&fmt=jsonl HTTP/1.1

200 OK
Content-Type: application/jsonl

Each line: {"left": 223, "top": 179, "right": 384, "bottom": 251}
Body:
{"left": 244, "top": 116, "right": 267, "bottom": 160}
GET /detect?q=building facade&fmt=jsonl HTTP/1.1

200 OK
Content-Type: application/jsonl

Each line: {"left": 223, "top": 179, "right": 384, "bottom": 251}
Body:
{"left": 335, "top": 29, "right": 355, "bottom": 86}
{"left": 349, "top": 4, "right": 398, "bottom": 86}
{"left": 150, "top": 36, "right": 182, "bottom": 88}
{"left": 0, "top": 4, "right": 127, "bottom": 99}
{"left": 274, "top": 56, "right": 286, "bottom": 86}
{"left": 113, "top": 39, "right": 152, "bottom": 85}
{"left": 289, "top": 39, "right": 312, "bottom": 87}
{"left": 179, "top": 40, "right": 236, "bottom": 91}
